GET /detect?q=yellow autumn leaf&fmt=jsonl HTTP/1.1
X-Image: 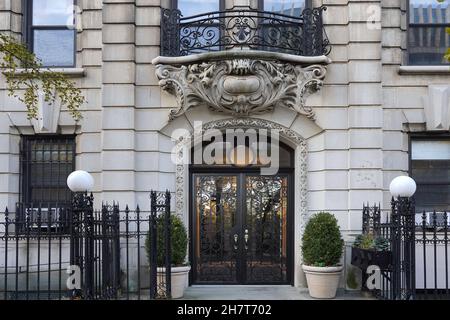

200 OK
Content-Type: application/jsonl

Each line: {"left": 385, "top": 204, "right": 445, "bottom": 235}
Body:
{"left": 445, "top": 48, "right": 450, "bottom": 62}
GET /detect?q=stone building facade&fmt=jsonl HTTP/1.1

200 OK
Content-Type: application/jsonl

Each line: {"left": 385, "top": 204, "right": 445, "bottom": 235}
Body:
{"left": 0, "top": 0, "right": 449, "bottom": 289}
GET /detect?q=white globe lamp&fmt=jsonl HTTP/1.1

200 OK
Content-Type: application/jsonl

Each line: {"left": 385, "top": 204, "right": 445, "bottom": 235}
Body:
{"left": 67, "top": 170, "right": 94, "bottom": 193}
{"left": 389, "top": 176, "right": 416, "bottom": 198}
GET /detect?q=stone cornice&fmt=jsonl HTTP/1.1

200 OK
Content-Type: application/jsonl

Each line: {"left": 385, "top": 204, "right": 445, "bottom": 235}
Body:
{"left": 152, "top": 50, "right": 332, "bottom": 66}
{"left": 8, "top": 68, "right": 86, "bottom": 78}
{"left": 398, "top": 65, "right": 450, "bottom": 75}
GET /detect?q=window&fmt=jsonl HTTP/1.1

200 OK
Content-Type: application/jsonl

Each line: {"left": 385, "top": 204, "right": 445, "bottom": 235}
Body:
{"left": 27, "top": 0, "right": 76, "bottom": 67}
{"left": 175, "top": 0, "right": 311, "bottom": 16}
{"left": 191, "top": 134, "right": 294, "bottom": 169}
{"left": 408, "top": 0, "right": 450, "bottom": 65}
{"left": 411, "top": 138, "right": 450, "bottom": 212}
{"left": 175, "top": 0, "right": 222, "bottom": 16}
{"left": 20, "top": 136, "right": 75, "bottom": 205}
{"left": 175, "top": 0, "right": 222, "bottom": 54}
{"left": 258, "top": 1, "right": 311, "bottom": 54}
{"left": 261, "top": 0, "right": 310, "bottom": 15}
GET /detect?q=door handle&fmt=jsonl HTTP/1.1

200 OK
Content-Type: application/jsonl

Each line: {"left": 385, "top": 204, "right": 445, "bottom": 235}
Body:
{"left": 244, "top": 229, "right": 249, "bottom": 250}
{"left": 233, "top": 234, "right": 239, "bottom": 251}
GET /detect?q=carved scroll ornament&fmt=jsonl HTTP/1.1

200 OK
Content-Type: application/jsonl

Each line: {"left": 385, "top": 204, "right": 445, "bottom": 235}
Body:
{"left": 155, "top": 58, "right": 327, "bottom": 121}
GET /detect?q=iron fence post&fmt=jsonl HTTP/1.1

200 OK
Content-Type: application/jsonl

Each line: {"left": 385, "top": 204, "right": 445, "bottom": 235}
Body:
{"left": 3, "top": 207, "right": 9, "bottom": 300}
{"left": 390, "top": 197, "right": 400, "bottom": 300}
{"left": 444, "top": 212, "right": 449, "bottom": 297}
{"left": 402, "top": 197, "right": 415, "bottom": 300}
{"left": 390, "top": 196, "right": 416, "bottom": 300}
{"left": 149, "top": 191, "right": 158, "bottom": 299}
{"left": 84, "top": 193, "right": 95, "bottom": 300}
{"left": 101, "top": 205, "right": 109, "bottom": 298}
{"left": 71, "top": 192, "right": 94, "bottom": 300}
{"left": 113, "top": 204, "right": 121, "bottom": 298}
{"left": 165, "top": 190, "right": 172, "bottom": 299}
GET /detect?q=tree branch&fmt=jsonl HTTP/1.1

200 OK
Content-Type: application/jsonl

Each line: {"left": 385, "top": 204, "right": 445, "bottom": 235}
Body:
{"left": 0, "top": 33, "right": 84, "bottom": 121}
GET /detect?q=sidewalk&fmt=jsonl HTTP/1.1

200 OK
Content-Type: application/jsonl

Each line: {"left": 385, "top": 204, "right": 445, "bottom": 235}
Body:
{"left": 182, "top": 286, "right": 375, "bottom": 300}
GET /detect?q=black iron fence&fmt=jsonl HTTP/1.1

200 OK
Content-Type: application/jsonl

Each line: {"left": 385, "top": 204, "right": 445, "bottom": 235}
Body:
{"left": 356, "top": 201, "right": 450, "bottom": 300}
{"left": 161, "top": 6, "right": 330, "bottom": 57}
{"left": 0, "top": 191, "right": 172, "bottom": 300}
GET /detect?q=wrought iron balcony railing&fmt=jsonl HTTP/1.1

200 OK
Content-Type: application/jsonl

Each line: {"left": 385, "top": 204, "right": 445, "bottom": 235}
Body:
{"left": 160, "top": 7, "right": 330, "bottom": 57}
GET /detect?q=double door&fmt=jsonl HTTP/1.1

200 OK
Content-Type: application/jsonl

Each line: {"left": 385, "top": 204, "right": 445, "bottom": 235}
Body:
{"left": 191, "top": 172, "right": 292, "bottom": 284}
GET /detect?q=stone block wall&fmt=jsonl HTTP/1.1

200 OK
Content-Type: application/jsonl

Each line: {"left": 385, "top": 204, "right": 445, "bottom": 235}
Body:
{"left": 0, "top": 0, "right": 449, "bottom": 234}
{"left": 0, "top": 0, "right": 24, "bottom": 210}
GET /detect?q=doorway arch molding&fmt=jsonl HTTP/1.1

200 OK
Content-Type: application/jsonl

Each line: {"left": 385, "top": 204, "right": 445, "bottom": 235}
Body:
{"left": 174, "top": 118, "right": 309, "bottom": 281}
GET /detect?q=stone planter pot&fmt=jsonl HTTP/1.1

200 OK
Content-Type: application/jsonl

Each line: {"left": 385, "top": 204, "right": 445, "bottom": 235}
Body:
{"left": 157, "top": 266, "right": 191, "bottom": 299}
{"left": 302, "top": 265, "right": 343, "bottom": 299}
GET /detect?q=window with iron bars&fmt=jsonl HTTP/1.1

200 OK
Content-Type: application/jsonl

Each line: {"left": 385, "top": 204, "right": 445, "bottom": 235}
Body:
{"left": 19, "top": 136, "right": 76, "bottom": 234}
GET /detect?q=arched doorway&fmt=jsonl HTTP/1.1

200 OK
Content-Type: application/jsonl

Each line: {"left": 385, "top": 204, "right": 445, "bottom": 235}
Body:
{"left": 189, "top": 134, "right": 295, "bottom": 285}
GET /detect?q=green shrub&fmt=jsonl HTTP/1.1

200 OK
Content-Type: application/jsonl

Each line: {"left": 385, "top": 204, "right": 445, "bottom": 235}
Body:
{"left": 145, "top": 215, "right": 188, "bottom": 267}
{"left": 302, "top": 212, "right": 343, "bottom": 267}
{"left": 354, "top": 233, "right": 375, "bottom": 250}
{"left": 353, "top": 234, "right": 390, "bottom": 252}
{"left": 374, "top": 237, "right": 390, "bottom": 252}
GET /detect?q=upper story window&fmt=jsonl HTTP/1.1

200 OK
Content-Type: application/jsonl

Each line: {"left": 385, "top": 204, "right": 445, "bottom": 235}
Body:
{"left": 175, "top": 0, "right": 311, "bottom": 15}
{"left": 176, "top": 0, "right": 222, "bottom": 16}
{"left": 411, "top": 138, "right": 450, "bottom": 212}
{"left": 261, "top": 0, "right": 310, "bottom": 15}
{"left": 27, "top": 0, "right": 76, "bottom": 67}
{"left": 408, "top": 0, "right": 450, "bottom": 65}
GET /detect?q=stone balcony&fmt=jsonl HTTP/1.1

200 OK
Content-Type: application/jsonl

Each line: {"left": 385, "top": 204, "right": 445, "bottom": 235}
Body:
{"left": 153, "top": 6, "right": 332, "bottom": 122}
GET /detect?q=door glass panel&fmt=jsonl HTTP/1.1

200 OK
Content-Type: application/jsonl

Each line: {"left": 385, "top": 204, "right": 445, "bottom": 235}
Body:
{"left": 245, "top": 176, "right": 288, "bottom": 283}
{"left": 194, "top": 175, "right": 238, "bottom": 283}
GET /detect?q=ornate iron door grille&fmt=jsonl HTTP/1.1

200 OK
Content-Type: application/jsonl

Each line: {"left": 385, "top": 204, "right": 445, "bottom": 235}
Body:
{"left": 245, "top": 175, "right": 290, "bottom": 284}
{"left": 191, "top": 172, "right": 293, "bottom": 285}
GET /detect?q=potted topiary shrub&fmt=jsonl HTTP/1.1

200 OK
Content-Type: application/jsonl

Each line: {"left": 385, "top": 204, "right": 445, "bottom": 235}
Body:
{"left": 145, "top": 214, "right": 189, "bottom": 299}
{"left": 302, "top": 212, "right": 344, "bottom": 299}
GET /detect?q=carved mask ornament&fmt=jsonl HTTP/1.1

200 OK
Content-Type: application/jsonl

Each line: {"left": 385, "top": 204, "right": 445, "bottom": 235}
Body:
{"left": 154, "top": 55, "right": 328, "bottom": 121}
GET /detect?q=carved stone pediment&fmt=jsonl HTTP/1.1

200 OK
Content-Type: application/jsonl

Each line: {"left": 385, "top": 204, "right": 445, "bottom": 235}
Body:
{"left": 153, "top": 51, "right": 329, "bottom": 121}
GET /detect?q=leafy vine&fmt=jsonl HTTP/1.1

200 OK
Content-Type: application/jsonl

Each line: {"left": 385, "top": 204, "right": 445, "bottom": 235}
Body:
{"left": 0, "top": 34, "right": 84, "bottom": 121}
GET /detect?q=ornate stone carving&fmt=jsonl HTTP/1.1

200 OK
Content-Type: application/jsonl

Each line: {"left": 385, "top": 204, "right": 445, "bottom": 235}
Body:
{"left": 423, "top": 85, "right": 450, "bottom": 131}
{"left": 174, "top": 117, "right": 309, "bottom": 236}
{"left": 31, "top": 92, "right": 62, "bottom": 134}
{"left": 202, "top": 118, "right": 305, "bottom": 144}
{"left": 155, "top": 59, "right": 327, "bottom": 121}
